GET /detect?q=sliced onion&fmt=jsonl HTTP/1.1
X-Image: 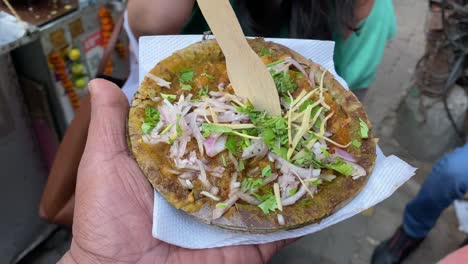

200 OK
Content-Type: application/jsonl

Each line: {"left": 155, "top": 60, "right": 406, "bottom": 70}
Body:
{"left": 200, "top": 191, "right": 220, "bottom": 201}
{"left": 320, "top": 174, "right": 336, "bottom": 182}
{"left": 229, "top": 172, "right": 238, "bottom": 191}
{"left": 277, "top": 214, "right": 285, "bottom": 225}
{"left": 349, "top": 162, "right": 367, "bottom": 179}
{"left": 146, "top": 72, "right": 171, "bottom": 88}
{"left": 238, "top": 192, "right": 261, "bottom": 205}
{"left": 285, "top": 57, "right": 316, "bottom": 88}
{"left": 212, "top": 193, "right": 239, "bottom": 219}
{"left": 187, "top": 113, "right": 204, "bottom": 155}
{"left": 195, "top": 160, "right": 211, "bottom": 189}
{"left": 333, "top": 147, "right": 357, "bottom": 162}
{"left": 242, "top": 139, "right": 268, "bottom": 159}
{"left": 281, "top": 185, "right": 307, "bottom": 206}
{"left": 228, "top": 153, "right": 239, "bottom": 171}
{"left": 179, "top": 171, "right": 196, "bottom": 179}
{"left": 178, "top": 178, "right": 191, "bottom": 189}
{"left": 273, "top": 154, "right": 314, "bottom": 179}
{"left": 308, "top": 69, "right": 316, "bottom": 89}
{"left": 204, "top": 134, "right": 227, "bottom": 157}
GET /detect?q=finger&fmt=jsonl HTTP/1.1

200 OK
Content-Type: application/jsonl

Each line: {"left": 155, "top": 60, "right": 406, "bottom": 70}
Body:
{"left": 258, "top": 237, "right": 301, "bottom": 262}
{"left": 84, "top": 78, "right": 129, "bottom": 156}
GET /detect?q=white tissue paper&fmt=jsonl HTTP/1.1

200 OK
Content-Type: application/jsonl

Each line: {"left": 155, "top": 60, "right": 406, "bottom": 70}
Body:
{"left": 138, "top": 35, "right": 417, "bottom": 249}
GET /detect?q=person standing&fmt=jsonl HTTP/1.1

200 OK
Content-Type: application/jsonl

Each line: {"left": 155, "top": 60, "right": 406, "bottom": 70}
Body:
{"left": 372, "top": 143, "right": 468, "bottom": 264}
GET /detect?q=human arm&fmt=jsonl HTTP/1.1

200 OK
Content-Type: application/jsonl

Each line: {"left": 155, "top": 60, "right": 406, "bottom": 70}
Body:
{"left": 127, "top": 0, "right": 196, "bottom": 39}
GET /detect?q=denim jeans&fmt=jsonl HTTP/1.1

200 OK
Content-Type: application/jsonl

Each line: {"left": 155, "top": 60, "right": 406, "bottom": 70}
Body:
{"left": 403, "top": 143, "right": 468, "bottom": 238}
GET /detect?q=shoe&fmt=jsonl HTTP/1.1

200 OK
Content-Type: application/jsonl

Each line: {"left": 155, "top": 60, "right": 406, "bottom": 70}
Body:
{"left": 371, "top": 226, "right": 425, "bottom": 264}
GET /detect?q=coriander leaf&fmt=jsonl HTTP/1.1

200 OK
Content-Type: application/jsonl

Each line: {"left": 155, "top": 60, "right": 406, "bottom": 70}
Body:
{"left": 239, "top": 160, "right": 245, "bottom": 171}
{"left": 352, "top": 139, "right": 362, "bottom": 148}
{"left": 253, "top": 191, "right": 271, "bottom": 201}
{"left": 320, "top": 147, "right": 330, "bottom": 158}
{"left": 161, "top": 93, "right": 176, "bottom": 101}
{"left": 216, "top": 202, "right": 227, "bottom": 208}
{"left": 262, "top": 128, "right": 276, "bottom": 147}
{"left": 181, "top": 84, "right": 192, "bottom": 91}
{"left": 271, "top": 71, "right": 298, "bottom": 94}
{"left": 197, "top": 85, "right": 209, "bottom": 97}
{"left": 179, "top": 68, "right": 194, "bottom": 83}
{"left": 260, "top": 47, "right": 271, "bottom": 57}
{"left": 310, "top": 179, "right": 323, "bottom": 186}
{"left": 267, "top": 59, "right": 285, "bottom": 68}
{"left": 261, "top": 164, "right": 272, "bottom": 177}
{"left": 201, "top": 72, "right": 215, "bottom": 80}
{"left": 226, "top": 135, "right": 241, "bottom": 155}
{"left": 201, "top": 123, "right": 233, "bottom": 137}
{"left": 299, "top": 198, "right": 312, "bottom": 206}
{"left": 289, "top": 187, "right": 297, "bottom": 196}
{"left": 141, "top": 123, "right": 154, "bottom": 134}
{"left": 241, "top": 177, "right": 263, "bottom": 193}
{"left": 145, "top": 106, "right": 159, "bottom": 120}
{"left": 141, "top": 106, "right": 160, "bottom": 134}
{"left": 258, "top": 193, "right": 278, "bottom": 214}
{"left": 326, "top": 159, "right": 354, "bottom": 176}
{"left": 359, "top": 118, "right": 369, "bottom": 139}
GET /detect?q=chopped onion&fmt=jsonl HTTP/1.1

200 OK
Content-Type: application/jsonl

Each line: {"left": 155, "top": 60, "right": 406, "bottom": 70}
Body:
{"left": 320, "top": 174, "right": 336, "bottom": 182}
{"left": 333, "top": 147, "right": 357, "bottom": 163}
{"left": 212, "top": 193, "right": 239, "bottom": 219}
{"left": 274, "top": 183, "right": 283, "bottom": 211}
{"left": 281, "top": 185, "right": 307, "bottom": 206}
{"left": 238, "top": 192, "right": 261, "bottom": 205}
{"left": 241, "top": 139, "right": 268, "bottom": 159}
{"left": 273, "top": 154, "right": 315, "bottom": 179}
{"left": 201, "top": 191, "right": 220, "bottom": 201}
{"left": 210, "top": 186, "right": 220, "bottom": 195}
{"left": 308, "top": 69, "right": 316, "bottom": 89}
{"left": 228, "top": 153, "right": 239, "bottom": 171}
{"left": 196, "top": 160, "right": 211, "bottom": 189}
{"left": 311, "top": 169, "right": 321, "bottom": 177}
{"left": 185, "top": 179, "right": 194, "bottom": 189}
{"left": 179, "top": 171, "right": 196, "bottom": 179}
{"left": 187, "top": 113, "right": 204, "bottom": 155}
{"left": 277, "top": 214, "right": 285, "bottom": 225}
{"left": 146, "top": 72, "right": 171, "bottom": 88}
{"left": 230, "top": 172, "right": 238, "bottom": 191}
{"left": 178, "top": 178, "right": 191, "bottom": 189}
{"left": 284, "top": 57, "right": 316, "bottom": 89}
{"left": 349, "top": 162, "right": 367, "bottom": 179}
{"left": 204, "top": 134, "right": 227, "bottom": 157}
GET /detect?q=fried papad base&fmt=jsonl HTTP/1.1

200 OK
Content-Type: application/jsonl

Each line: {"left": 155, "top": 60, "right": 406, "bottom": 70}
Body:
{"left": 128, "top": 38, "right": 376, "bottom": 232}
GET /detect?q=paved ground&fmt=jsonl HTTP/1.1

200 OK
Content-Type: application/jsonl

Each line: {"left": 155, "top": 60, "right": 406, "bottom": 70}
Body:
{"left": 12, "top": 0, "right": 467, "bottom": 263}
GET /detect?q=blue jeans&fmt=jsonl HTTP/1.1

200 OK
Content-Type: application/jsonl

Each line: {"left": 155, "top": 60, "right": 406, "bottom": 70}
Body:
{"left": 403, "top": 143, "right": 468, "bottom": 239}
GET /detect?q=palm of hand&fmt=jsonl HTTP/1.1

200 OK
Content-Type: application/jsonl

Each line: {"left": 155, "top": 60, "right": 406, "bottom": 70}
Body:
{"left": 59, "top": 80, "right": 289, "bottom": 264}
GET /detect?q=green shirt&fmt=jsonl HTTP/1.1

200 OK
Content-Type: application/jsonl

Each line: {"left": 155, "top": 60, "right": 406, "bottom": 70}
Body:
{"left": 181, "top": 0, "right": 396, "bottom": 90}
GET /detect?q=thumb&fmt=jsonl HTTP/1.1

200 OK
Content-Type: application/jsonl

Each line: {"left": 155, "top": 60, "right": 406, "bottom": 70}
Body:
{"left": 84, "top": 78, "right": 129, "bottom": 156}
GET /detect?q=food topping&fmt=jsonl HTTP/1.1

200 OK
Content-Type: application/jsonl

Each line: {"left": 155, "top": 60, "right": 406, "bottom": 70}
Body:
{"left": 141, "top": 53, "right": 369, "bottom": 224}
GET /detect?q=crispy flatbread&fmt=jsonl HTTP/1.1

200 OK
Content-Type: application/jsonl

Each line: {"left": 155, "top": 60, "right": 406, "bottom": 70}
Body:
{"left": 128, "top": 38, "right": 376, "bottom": 232}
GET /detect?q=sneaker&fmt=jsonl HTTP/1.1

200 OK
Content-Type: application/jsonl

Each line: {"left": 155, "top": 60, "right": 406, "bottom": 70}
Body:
{"left": 371, "top": 226, "right": 425, "bottom": 264}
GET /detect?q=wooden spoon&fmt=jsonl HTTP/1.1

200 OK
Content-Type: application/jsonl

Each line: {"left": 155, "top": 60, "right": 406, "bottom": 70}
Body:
{"left": 197, "top": 0, "right": 281, "bottom": 116}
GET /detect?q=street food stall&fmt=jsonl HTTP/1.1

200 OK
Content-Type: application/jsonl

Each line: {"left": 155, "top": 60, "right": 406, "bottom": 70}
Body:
{"left": 0, "top": 0, "right": 128, "bottom": 262}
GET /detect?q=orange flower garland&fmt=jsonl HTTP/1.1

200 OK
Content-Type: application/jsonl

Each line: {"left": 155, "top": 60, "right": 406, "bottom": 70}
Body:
{"left": 98, "top": 7, "right": 114, "bottom": 75}
{"left": 49, "top": 52, "right": 80, "bottom": 110}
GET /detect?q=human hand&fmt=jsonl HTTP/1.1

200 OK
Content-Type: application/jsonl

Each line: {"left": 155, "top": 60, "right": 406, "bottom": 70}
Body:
{"left": 59, "top": 79, "right": 294, "bottom": 264}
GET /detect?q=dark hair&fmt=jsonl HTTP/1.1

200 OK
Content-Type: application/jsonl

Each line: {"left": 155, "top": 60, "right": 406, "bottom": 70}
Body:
{"left": 237, "top": 0, "right": 358, "bottom": 40}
